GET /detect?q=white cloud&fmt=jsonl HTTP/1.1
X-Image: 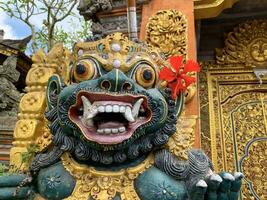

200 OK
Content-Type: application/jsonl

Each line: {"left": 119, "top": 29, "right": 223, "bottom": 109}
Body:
{"left": 0, "top": 12, "right": 18, "bottom": 39}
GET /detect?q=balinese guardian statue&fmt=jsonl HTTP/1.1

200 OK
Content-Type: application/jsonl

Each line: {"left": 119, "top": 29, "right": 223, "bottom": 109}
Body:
{"left": 0, "top": 33, "right": 243, "bottom": 200}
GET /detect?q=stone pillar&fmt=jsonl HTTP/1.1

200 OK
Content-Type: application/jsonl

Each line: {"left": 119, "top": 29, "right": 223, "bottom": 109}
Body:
{"left": 139, "top": 0, "right": 200, "bottom": 147}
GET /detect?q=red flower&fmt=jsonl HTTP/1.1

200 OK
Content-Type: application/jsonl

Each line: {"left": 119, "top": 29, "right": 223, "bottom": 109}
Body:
{"left": 159, "top": 55, "right": 200, "bottom": 99}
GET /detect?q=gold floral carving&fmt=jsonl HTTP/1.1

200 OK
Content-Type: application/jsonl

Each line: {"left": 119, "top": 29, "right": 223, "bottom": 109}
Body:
{"left": 200, "top": 19, "right": 267, "bottom": 199}
{"left": 10, "top": 44, "right": 71, "bottom": 170}
{"left": 216, "top": 20, "right": 267, "bottom": 68}
{"left": 145, "top": 9, "right": 187, "bottom": 59}
{"left": 145, "top": 10, "right": 197, "bottom": 104}
{"left": 200, "top": 68, "right": 267, "bottom": 200}
{"left": 167, "top": 115, "right": 197, "bottom": 160}
{"left": 61, "top": 153, "right": 154, "bottom": 200}
{"left": 241, "top": 138, "right": 267, "bottom": 199}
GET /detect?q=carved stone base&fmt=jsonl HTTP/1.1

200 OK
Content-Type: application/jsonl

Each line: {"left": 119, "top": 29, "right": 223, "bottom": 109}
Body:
{"left": 0, "top": 116, "right": 16, "bottom": 163}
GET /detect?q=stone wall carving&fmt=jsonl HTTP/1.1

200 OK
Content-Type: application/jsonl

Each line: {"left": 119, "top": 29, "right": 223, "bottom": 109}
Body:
{"left": 0, "top": 56, "right": 21, "bottom": 116}
{"left": 78, "top": 0, "right": 151, "bottom": 36}
{"left": 99, "top": 14, "right": 142, "bottom": 36}
{"left": 0, "top": 32, "right": 32, "bottom": 163}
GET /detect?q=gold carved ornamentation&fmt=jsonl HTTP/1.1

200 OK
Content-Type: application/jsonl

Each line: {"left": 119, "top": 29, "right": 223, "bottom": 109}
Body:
{"left": 61, "top": 153, "right": 154, "bottom": 200}
{"left": 145, "top": 9, "right": 187, "bottom": 59}
{"left": 241, "top": 138, "right": 267, "bottom": 199}
{"left": 145, "top": 10, "right": 197, "bottom": 104}
{"left": 0, "top": 48, "right": 18, "bottom": 56}
{"left": 167, "top": 115, "right": 197, "bottom": 160}
{"left": 194, "top": 0, "right": 239, "bottom": 19}
{"left": 200, "top": 20, "right": 267, "bottom": 199}
{"left": 74, "top": 32, "right": 165, "bottom": 73}
{"left": 200, "top": 67, "right": 267, "bottom": 200}
{"left": 216, "top": 20, "right": 267, "bottom": 68}
{"left": 10, "top": 44, "right": 71, "bottom": 170}
{"left": 184, "top": 84, "right": 197, "bottom": 103}
{"left": 200, "top": 20, "right": 267, "bottom": 200}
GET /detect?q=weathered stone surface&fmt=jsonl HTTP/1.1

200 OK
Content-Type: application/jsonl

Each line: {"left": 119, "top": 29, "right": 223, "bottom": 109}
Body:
{"left": 0, "top": 30, "right": 31, "bottom": 163}
{"left": 0, "top": 116, "right": 16, "bottom": 163}
{"left": 0, "top": 56, "right": 21, "bottom": 116}
{"left": 78, "top": 0, "right": 150, "bottom": 36}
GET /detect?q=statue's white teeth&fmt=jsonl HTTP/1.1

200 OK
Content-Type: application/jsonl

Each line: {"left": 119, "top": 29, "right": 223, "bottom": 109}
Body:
{"left": 96, "top": 126, "right": 126, "bottom": 135}
{"left": 81, "top": 96, "right": 91, "bottom": 111}
{"left": 132, "top": 98, "right": 144, "bottom": 119}
{"left": 98, "top": 106, "right": 105, "bottom": 112}
{"left": 118, "top": 126, "right": 126, "bottom": 132}
{"left": 105, "top": 105, "right": 112, "bottom": 113}
{"left": 124, "top": 106, "right": 135, "bottom": 122}
{"left": 111, "top": 128, "right": 119, "bottom": 133}
{"left": 79, "top": 97, "right": 145, "bottom": 130}
{"left": 113, "top": 105, "right": 120, "bottom": 113}
{"left": 104, "top": 128, "right": 112, "bottom": 134}
{"left": 120, "top": 106, "right": 126, "bottom": 113}
{"left": 81, "top": 96, "right": 98, "bottom": 119}
{"left": 81, "top": 96, "right": 97, "bottom": 126}
{"left": 97, "top": 129, "right": 104, "bottom": 134}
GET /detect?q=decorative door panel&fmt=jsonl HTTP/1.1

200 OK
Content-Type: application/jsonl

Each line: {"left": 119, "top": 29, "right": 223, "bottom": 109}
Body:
{"left": 199, "top": 20, "right": 267, "bottom": 200}
{"left": 203, "top": 70, "right": 267, "bottom": 200}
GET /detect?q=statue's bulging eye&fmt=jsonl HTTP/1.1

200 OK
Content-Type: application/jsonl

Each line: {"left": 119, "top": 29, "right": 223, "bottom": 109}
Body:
{"left": 135, "top": 64, "right": 156, "bottom": 88}
{"left": 143, "top": 69, "right": 152, "bottom": 81}
{"left": 76, "top": 64, "right": 86, "bottom": 75}
{"left": 73, "top": 60, "right": 97, "bottom": 82}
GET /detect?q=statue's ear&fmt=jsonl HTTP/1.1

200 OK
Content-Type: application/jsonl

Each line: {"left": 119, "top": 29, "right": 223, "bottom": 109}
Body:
{"left": 175, "top": 92, "right": 184, "bottom": 118}
{"left": 46, "top": 75, "right": 62, "bottom": 110}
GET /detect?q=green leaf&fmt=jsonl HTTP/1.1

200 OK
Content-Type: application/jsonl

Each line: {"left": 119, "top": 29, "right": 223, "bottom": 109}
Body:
{"left": 0, "top": 163, "right": 8, "bottom": 176}
{"left": 20, "top": 144, "right": 40, "bottom": 164}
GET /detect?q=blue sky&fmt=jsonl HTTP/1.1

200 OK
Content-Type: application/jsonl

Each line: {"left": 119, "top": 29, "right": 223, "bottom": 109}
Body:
{"left": 0, "top": 4, "right": 81, "bottom": 40}
{"left": 0, "top": 12, "right": 32, "bottom": 39}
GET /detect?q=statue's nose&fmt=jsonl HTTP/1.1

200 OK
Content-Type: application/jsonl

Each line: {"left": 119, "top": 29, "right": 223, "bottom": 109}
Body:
{"left": 98, "top": 69, "right": 135, "bottom": 92}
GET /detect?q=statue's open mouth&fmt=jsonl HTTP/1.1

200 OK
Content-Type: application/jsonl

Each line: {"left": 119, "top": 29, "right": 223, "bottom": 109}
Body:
{"left": 69, "top": 91, "right": 152, "bottom": 144}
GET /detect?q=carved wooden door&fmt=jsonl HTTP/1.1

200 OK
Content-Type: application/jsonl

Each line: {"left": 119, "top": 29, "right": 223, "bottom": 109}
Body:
{"left": 200, "top": 69, "right": 267, "bottom": 200}
{"left": 199, "top": 20, "right": 267, "bottom": 200}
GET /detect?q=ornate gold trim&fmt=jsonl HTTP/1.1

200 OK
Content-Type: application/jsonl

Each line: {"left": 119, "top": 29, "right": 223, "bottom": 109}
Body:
{"left": 200, "top": 20, "right": 267, "bottom": 199}
{"left": 74, "top": 32, "right": 165, "bottom": 73}
{"left": 61, "top": 153, "right": 154, "bottom": 200}
{"left": 145, "top": 9, "right": 198, "bottom": 104}
{"left": 145, "top": 9, "right": 188, "bottom": 59}
{"left": 194, "top": 0, "right": 239, "bottom": 19}
{"left": 216, "top": 20, "right": 267, "bottom": 68}
{"left": 167, "top": 115, "right": 197, "bottom": 160}
{"left": 0, "top": 48, "right": 18, "bottom": 56}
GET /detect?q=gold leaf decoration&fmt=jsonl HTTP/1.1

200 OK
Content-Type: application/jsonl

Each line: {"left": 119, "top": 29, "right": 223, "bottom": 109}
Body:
{"left": 166, "top": 115, "right": 197, "bottom": 160}
{"left": 145, "top": 9, "right": 187, "bottom": 59}
{"left": 216, "top": 20, "right": 267, "bottom": 68}
{"left": 61, "top": 153, "right": 154, "bottom": 200}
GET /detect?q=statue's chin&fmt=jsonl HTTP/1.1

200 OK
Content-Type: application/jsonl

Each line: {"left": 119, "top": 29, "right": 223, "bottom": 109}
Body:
{"left": 68, "top": 91, "right": 152, "bottom": 144}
